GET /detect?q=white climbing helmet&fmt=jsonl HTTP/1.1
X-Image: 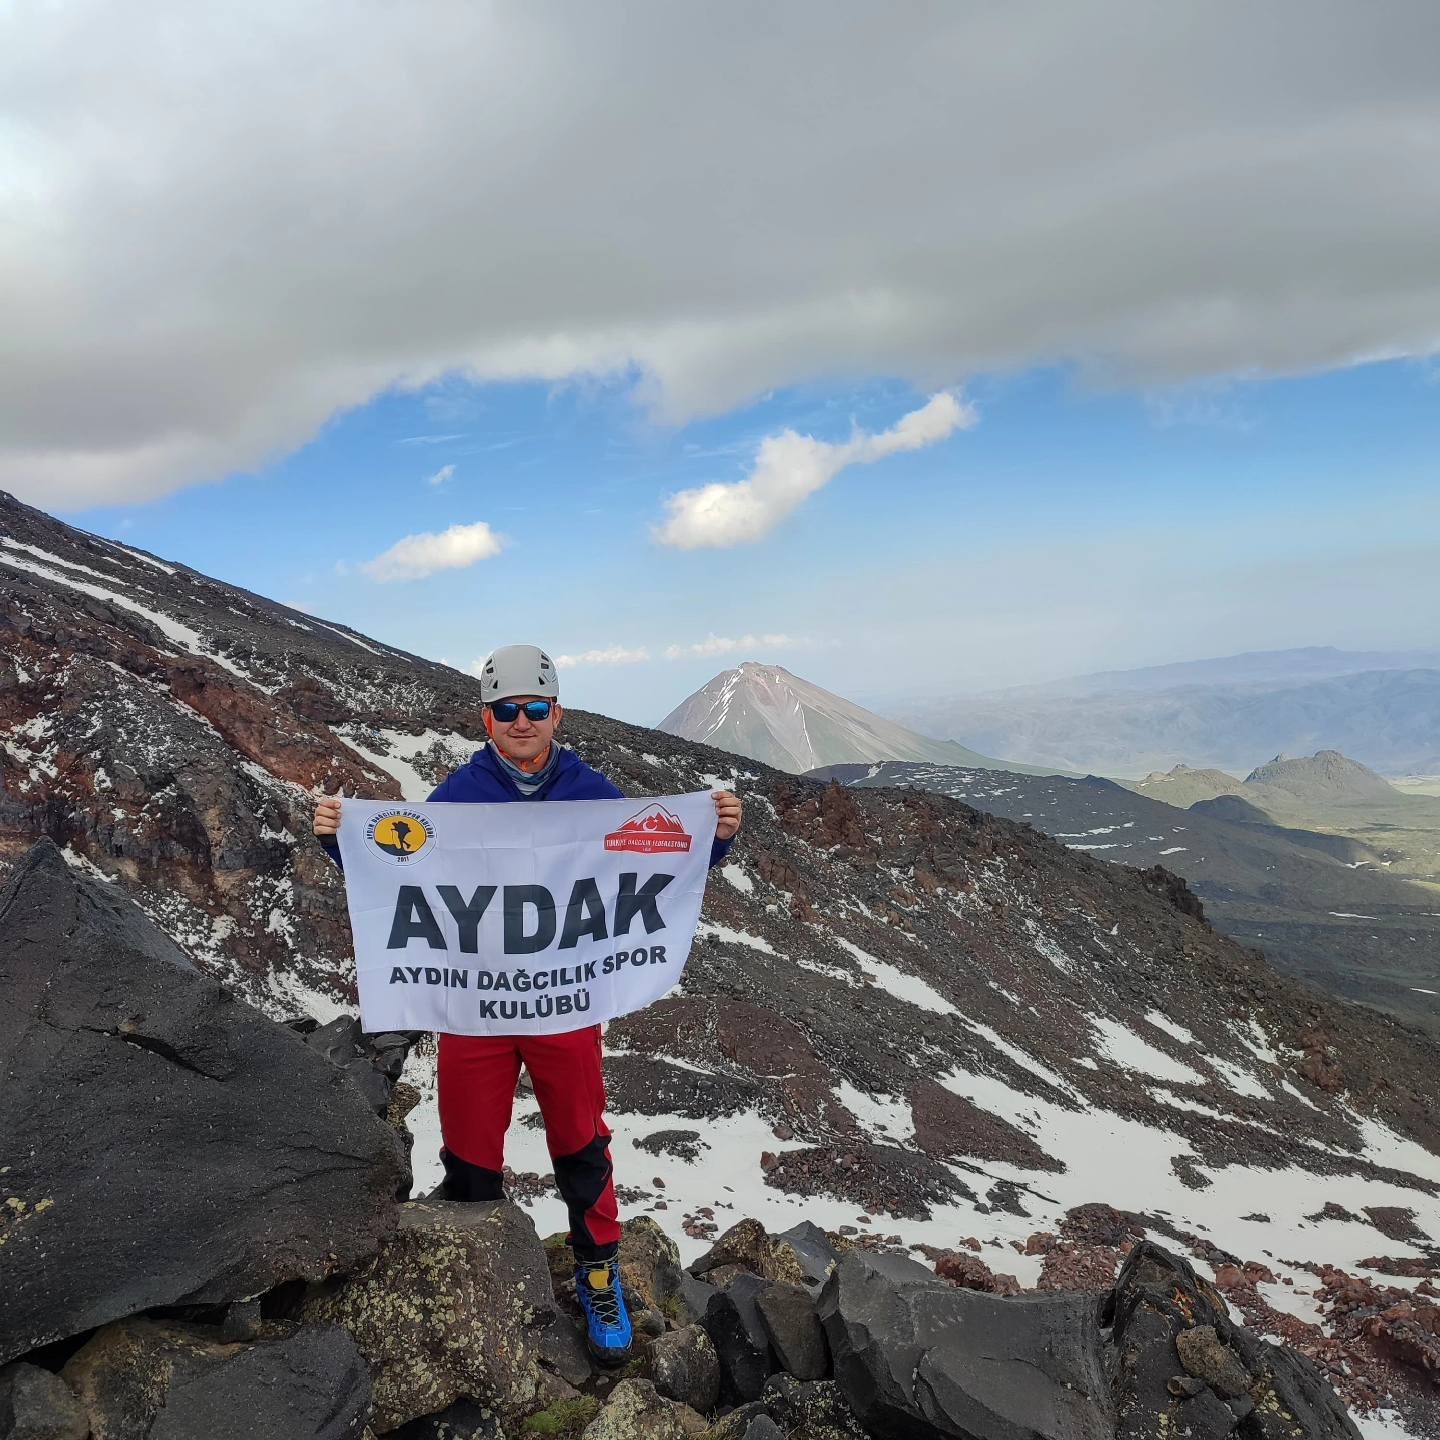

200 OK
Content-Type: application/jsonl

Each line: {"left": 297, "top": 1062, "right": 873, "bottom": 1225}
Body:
{"left": 478, "top": 644, "right": 559, "bottom": 703}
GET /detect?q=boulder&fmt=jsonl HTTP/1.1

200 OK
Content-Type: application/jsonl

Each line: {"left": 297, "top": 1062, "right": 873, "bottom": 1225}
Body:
{"left": 697, "top": 1402, "right": 772, "bottom": 1440}
{"left": 691, "top": 1219, "right": 832, "bottom": 1290}
{"left": 579, "top": 1378, "right": 705, "bottom": 1440}
{"left": 817, "top": 1249, "right": 1112, "bottom": 1440}
{"left": 0, "top": 841, "right": 409, "bottom": 1365}
{"left": 761, "top": 1374, "right": 868, "bottom": 1440}
{"left": 645, "top": 1324, "right": 721, "bottom": 1413}
{"left": 772, "top": 1222, "right": 847, "bottom": 1292}
{"left": 0, "top": 1361, "right": 88, "bottom": 1440}
{"left": 61, "top": 1317, "right": 371, "bottom": 1439}
{"left": 702, "top": 1274, "right": 778, "bottom": 1404}
{"left": 301, "top": 1199, "right": 562, "bottom": 1433}
{"left": 673, "top": 1275, "right": 720, "bottom": 1328}
{"left": 755, "top": 1283, "right": 828, "bottom": 1381}
{"left": 1109, "top": 1242, "right": 1361, "bottom": 1440}
{"left": 617, "top": 1215, "right": 687, "bottom": 1316}
{"left": 387, "top": 1398, "right": 504, "bottom": 1439}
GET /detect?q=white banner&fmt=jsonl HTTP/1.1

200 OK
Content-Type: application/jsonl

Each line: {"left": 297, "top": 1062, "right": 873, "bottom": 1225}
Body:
{"left": 337, "top": 791, "right": 717, "bottom": 1035}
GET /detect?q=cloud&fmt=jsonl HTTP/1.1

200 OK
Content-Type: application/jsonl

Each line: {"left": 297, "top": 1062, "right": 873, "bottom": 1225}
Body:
{"left": 426, "top": 463, "right": 456, "bottom": 486}
{"left": 7, "top": 2, "right": 1440, "bottom": 506}
{"left": 398, "top": 434, "right": 468, "bottom": 446}
{"left": 662, "top": 633, "right": 798, "bottom": 659}
{"left": 548, "top": 634, "right": 801, "bottom": 666}
{"left": 655, "top": 394, "right": 971, "bottom": 548}
{"left": 361, "top": 520, "right": 504, "bottom": 582}
{"left": 555, "top": 645, "right": 652, "bottom": 667}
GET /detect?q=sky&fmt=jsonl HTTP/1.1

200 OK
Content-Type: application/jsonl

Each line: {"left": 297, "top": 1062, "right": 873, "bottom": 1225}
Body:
{"left": 4, "top": 1, "right": 1440, "bottom": 725}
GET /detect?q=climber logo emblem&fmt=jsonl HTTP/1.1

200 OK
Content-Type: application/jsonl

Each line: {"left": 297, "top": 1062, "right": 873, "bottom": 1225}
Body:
{"left": 366, "top": 809, "right": 436, "bottom": 866}
{"left": 604, "top": 803, "right": 693, "bottom": 854}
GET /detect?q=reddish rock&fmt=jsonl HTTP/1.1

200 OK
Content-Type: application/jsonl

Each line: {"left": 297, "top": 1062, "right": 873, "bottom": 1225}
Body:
{"left": 934, "top": 1252, "right": 1022, "bottom": 1296}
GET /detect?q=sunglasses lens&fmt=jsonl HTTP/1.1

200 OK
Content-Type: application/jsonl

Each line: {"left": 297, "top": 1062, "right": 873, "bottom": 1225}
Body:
{"left": 492, "top": 700, "right": 552, "bottom": 722}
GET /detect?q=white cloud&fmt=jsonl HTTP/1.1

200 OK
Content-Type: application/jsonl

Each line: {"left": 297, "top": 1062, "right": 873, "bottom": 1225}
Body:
{"left": 654, "top": 394, "right": 972, "bottom": 548}
{"left": 361, "top": 520, "right": 504, "bottom": 582}
{"left": 548, "top": 635, "right": 801, "bottom": 666}
{"left": 427, "top": 463, "right": 456, "bottom": 486}
{"left": 663, "top": 633, "right": 798, "bottom": 660}
{"left": 7, "top": 3, "right": 1440, "bottom": 506}
{"left": 555, "top": 646, "right": 652, "bottom": 667}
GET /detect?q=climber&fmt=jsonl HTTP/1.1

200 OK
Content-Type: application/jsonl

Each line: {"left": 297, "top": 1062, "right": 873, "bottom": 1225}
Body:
{"left": 313, "top": 643, "right": 742, "bottom": 1364}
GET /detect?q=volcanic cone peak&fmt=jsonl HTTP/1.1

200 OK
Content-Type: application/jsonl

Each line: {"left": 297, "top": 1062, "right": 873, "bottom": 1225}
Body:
{"left": 658, "top": 660, "right": 1061, "bottom": 776}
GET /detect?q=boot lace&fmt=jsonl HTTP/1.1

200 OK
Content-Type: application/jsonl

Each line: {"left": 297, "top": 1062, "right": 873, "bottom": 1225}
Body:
{"left": 584, "top": 1265, "right": 623, "bottom": 1326}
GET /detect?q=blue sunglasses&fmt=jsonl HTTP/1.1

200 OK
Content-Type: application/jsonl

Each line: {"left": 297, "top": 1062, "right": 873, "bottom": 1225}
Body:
{"left": 490, "top": 699, "right": 554, "bottom": 723}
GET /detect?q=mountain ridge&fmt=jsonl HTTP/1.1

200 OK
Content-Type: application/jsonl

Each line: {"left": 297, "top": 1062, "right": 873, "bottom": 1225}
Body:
{"left": 901, "top": 666, "right": 1440, "bottom": 776}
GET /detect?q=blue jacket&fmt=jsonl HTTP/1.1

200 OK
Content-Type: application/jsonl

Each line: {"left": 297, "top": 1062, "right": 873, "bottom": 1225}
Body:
{"left": 323, "top": 744, "right": 734, "bottom": 868}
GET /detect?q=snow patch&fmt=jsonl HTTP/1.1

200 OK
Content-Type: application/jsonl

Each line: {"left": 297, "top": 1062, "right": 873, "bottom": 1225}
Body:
{"left": 1091, "top": 1016, "right": 1206, "bottom": 1086}
{"left": 832, "top": 936, "right": 957, "bottom": 1016}
{"left": 1144, "top": 1010, "right": 1196, "bottom": 1045}
{"left": 722, "top": 863, "right": 754, "bottom": 894}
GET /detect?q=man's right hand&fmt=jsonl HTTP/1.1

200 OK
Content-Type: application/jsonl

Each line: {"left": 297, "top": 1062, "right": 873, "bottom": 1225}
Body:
{"left": 313, "top": 795, "right": 342, "bottom": 838}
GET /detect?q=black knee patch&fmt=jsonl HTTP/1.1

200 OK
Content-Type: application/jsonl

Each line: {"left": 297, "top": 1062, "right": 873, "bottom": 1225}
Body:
{"left": 440, "top": 1146, "right": 504, "bottom": 1202}
{"left": 553, "top": 1133, "right": 613, "bottom": 1259}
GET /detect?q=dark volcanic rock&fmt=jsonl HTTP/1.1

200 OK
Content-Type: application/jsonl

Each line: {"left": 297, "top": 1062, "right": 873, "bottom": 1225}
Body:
{"left": 761, "top": 1374, "right": 869, "bottom": 1440}
{"left": 0, "top": 840, "right": 407, "bottom": 1366}
{"left": 646, "top": 1324, "right": 722, "bottom": 1414}
{"left": 388, "top": 1398, "right": 504, "bottom": 1439}
{"left": 0, "top": 1361, "right": 88, "bottom": 1440}
{"left": 1110, "top": 1241, "right": 1361, "bottom": 1440}
{"left": 818, "top": 1249, "right": 1112, "bottom": 1440}
{"left": 756, "top": 1282, "right": 828, "bottom": 1381}
{"left": 703, "top": 1274, "right": 779, "bottom": 1404}
{"left": 62, "top": 1318, "right": 371, "bottom": 1440}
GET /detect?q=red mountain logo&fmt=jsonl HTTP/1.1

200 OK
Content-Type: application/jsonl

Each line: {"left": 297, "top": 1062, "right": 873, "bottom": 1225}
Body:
{"left": 605, "top": 804, "right": 693, "bottom": 854}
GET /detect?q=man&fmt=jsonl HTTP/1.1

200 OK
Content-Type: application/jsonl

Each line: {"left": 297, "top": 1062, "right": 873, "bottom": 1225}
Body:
{"left": 314, "top": 644, "right": 742, "bottom": 1363}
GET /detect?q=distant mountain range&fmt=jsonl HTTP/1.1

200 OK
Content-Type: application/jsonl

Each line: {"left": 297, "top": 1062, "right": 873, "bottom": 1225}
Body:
{"left": 658, "top": 662, "right": 1066, "bottom": 776}
{"left": 898, "top": 648, "right": 1440, "bottom": 776}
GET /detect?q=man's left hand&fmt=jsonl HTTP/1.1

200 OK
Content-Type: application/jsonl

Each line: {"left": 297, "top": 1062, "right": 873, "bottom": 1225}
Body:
{"left": 713, "top": 790, "right": 743, "bottom": 841}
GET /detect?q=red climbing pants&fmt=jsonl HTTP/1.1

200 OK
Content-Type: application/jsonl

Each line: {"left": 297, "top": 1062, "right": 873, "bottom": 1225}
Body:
{"left": 436, "top": 1024, "right": 621, "bottom": 1261}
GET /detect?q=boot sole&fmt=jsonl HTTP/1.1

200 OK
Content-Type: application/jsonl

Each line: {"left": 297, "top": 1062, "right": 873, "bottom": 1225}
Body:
{"left": 586, "top": 1336, "right": 633, "bottom": 1367}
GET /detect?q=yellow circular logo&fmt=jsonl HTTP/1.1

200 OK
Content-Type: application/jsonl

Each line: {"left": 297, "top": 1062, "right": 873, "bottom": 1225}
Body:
{"left": 365, "top": 809, "right": 436, "bottom": 866}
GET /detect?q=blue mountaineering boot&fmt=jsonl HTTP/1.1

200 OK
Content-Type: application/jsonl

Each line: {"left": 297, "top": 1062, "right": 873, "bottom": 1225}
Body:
{"left": 575, "top": 1256, "right": 633, "bottom": 1365}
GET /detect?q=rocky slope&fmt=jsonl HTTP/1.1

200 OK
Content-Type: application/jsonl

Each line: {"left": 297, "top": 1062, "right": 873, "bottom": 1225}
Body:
{"left": 658, "top": 662, "right": 1061, "bottom": 776}
{"left": 2, "top": 489, "right": 1439, "bottom": 1435}
{"left": 0, "top": 845, "right": 1404, "bottom": 1440}
{"left": 812, "top": 760, "right": 1440, "bottom": 1036}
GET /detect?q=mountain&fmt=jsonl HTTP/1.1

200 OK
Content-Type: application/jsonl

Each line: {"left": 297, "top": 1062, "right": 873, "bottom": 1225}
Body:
{"left": 1246, "top": 750, "right": 1401, "bottom": 806}
{"left": 902, "top": 659, "right": 1440, "bottom": 776}
{"left": 1132, "top": 764, "right": 1249, "bottom": 808}
{"left": 3, "top": 490, "right": 1439, "bottom": 1432}
{"left": 658, "top": 662, "right": 1063, "bottom": 776}
{"left": 1131, "top": 753, "right": 1402, "bottom": 815}
{"left": 811, "top": 760, "right": 1440, "bottom": 1036}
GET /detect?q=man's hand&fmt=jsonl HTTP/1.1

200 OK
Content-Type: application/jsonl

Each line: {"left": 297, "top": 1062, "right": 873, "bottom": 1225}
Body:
{"left": 313, "top": 794, "right": 342, "bottom": 838}
{"left": 713, "top": 790, "right": 743, "bottom": 841}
